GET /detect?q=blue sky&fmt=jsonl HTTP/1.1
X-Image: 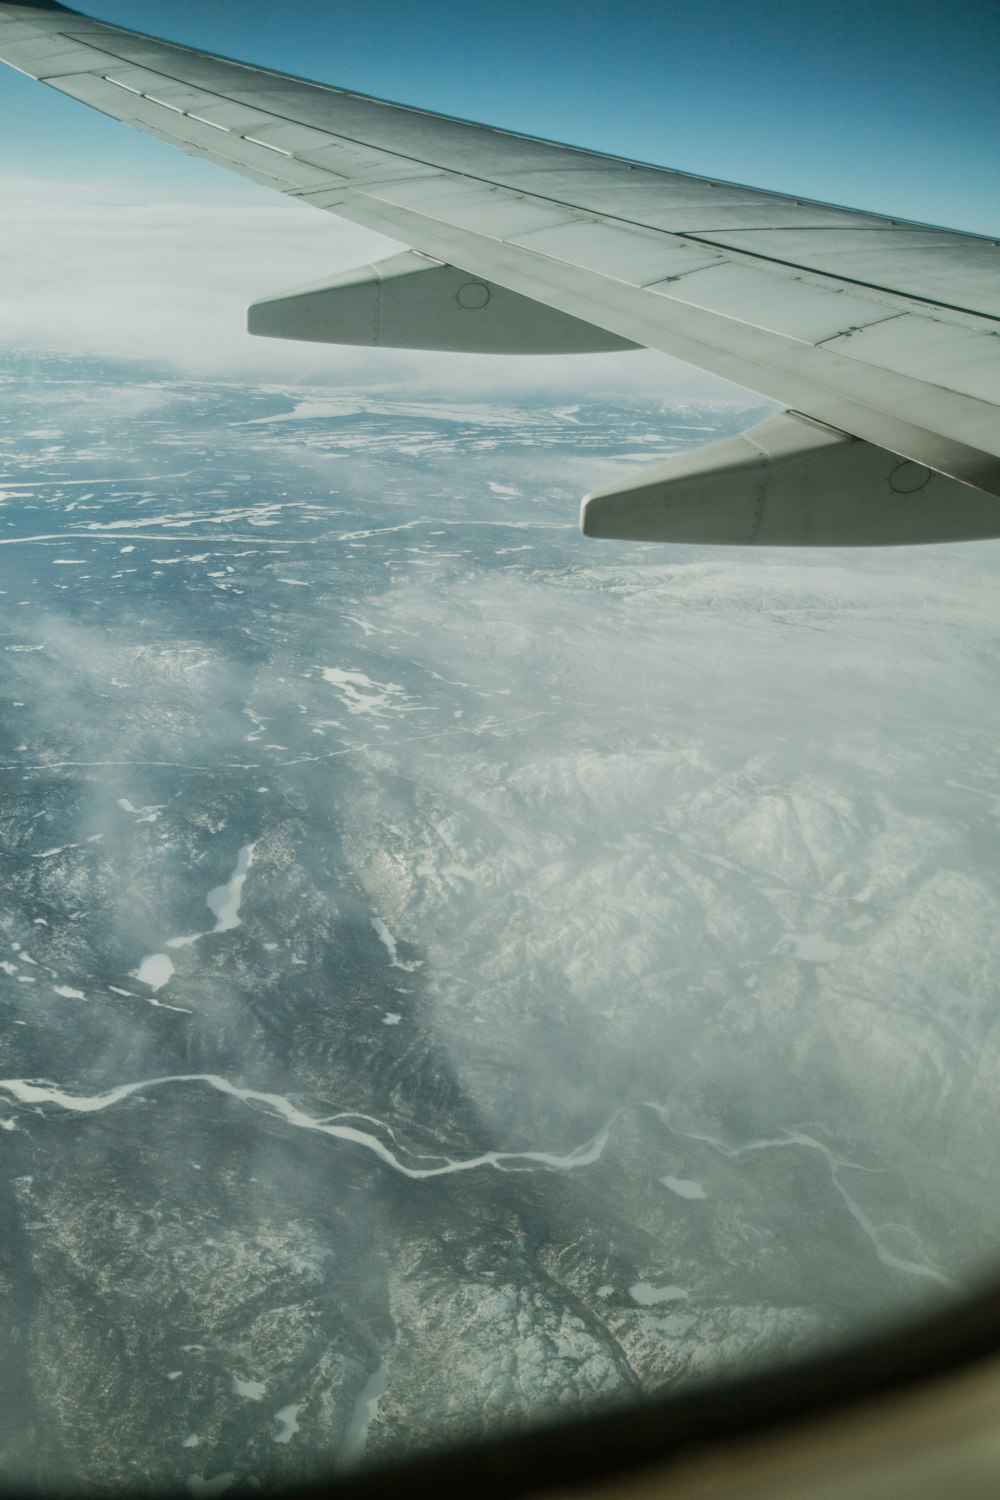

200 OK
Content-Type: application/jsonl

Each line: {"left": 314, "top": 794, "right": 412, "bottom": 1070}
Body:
{"left": 0, "top": 0, "right": 996, "bottom": 390}
{"left": 2, "top": 0, "right": 998, "bottom": 233}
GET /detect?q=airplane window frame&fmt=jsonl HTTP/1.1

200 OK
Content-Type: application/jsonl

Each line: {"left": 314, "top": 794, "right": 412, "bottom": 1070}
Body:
{"left": 262, "top": 1273, "right": 1000, "bottom": 1498}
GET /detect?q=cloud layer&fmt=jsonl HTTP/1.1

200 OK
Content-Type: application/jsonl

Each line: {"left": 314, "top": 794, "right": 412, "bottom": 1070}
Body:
{"left": 0, "top": 175, "right": 743, "bottom": 400}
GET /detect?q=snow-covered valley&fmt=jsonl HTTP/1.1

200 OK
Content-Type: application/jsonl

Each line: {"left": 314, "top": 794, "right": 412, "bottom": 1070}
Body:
{"left": 1, "top": 354, "right": 998, "bottom": 1493}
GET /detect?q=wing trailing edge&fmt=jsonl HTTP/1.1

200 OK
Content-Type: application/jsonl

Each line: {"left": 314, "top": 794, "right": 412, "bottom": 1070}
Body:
{"left": 580, "top": 412, "right": 1000, "bottom": 546}
{"left": 1, "top": 0, "right": 998, "bottom": 544}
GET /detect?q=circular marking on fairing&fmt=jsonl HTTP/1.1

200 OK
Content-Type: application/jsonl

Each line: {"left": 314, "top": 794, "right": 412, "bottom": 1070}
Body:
{"left": 889, "top": 461, "right": 933, "bottom": 495}
{"left": 457, "top": 282, "right": 491, "bottom": 310}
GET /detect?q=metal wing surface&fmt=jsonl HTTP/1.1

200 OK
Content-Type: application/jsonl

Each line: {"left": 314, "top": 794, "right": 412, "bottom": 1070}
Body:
{"left": 2, "top": 0, "right": 998, "bottom": 544}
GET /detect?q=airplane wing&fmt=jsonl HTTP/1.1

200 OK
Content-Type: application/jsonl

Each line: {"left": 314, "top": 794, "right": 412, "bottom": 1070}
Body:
{"left": 2, "top": 0, "right": 998, "bottom": 545}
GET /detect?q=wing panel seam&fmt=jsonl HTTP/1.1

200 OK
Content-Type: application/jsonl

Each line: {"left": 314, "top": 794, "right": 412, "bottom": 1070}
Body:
{"left": 28, "top": 28, "right": 998, "bottom": 325}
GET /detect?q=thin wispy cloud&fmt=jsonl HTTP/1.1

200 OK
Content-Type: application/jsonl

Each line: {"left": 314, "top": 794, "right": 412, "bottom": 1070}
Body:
{"left": 0, "top": 175, "right": 739, "bottom": 400}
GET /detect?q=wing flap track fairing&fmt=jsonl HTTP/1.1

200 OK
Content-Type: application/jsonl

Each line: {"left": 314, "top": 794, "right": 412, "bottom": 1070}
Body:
{"left": 247, "top": 252, "right": 637, "bottom": 354}
{"left": 581, "top": 412, "right": 1000, "bottom": 546}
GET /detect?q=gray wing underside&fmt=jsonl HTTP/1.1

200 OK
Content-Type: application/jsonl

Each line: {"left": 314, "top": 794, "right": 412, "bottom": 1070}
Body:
{"left": 2, "top": 0, "right": 998, "bottom": 544}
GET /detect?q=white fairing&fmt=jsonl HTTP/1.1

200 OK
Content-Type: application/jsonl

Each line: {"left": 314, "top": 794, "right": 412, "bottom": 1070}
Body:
{"left": 1, "top": 0, "right": 998, "bottom": 542}
{"left": 581, "top": 412, "right": 1000, "bottom": 546}
{"left": 247, "top": 251, "right": 636, "bottom": 353}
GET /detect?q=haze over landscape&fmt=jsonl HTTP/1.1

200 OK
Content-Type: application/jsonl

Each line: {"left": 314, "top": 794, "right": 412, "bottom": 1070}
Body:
{"left": 1, "top": 0, "right": 999, "bottom": 1492}
{"left": 0, "top": 351, "right": 998, "bottom": 1492}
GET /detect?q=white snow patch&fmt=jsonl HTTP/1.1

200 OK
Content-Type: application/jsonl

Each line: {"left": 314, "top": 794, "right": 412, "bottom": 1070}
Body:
{"left": 272, "top": 1404, "right": 300, "bottom": 1445}
{"left": 369, "top": 917, "right": 421, "bottom": 971}
{"left": 207, "top": 844, "right": 255, "bottom": 933}
{"left": 629, "top": 1282, "right": 689, "bottom": 1306}
{"left": 321, "top": 666, "right": 410, "bottom": 718}
{"left": 117, "top": 798, "right": 163, "bottom": 821}
{"left": 232, "top": 1376, "right": 265, "bottom": 1401}
{"left": 778, "top": 932, "right": 845, "bottom": 963}
{"left": 340, "top": 614, "right": 379, "bottom": 637}
{"left": 660, "top": 1176, "right": 707, "bottom": 1201}
{"left": 167, "top": 844, "right": 256, "bottom": 949}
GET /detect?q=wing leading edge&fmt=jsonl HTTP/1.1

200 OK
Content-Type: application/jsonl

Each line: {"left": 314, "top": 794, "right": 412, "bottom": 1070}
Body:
{"left": 1, "top": 0, "right": 998, "bottom": 544}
